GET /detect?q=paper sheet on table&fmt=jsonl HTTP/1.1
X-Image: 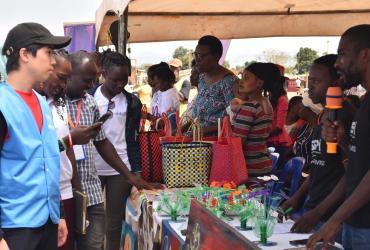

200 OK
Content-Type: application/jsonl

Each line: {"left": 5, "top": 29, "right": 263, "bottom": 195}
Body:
{"left": 274, "top": 220, "right": 299, "bottom": 234}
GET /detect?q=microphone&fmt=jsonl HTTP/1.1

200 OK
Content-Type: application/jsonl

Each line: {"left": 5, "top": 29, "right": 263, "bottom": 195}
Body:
{"left": 325, "top": 87, "right": 343, "bottom": 154}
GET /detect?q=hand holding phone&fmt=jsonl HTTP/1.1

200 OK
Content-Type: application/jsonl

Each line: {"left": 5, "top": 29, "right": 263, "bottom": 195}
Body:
{"left": 97, "top": 110, "right": 113, "bottom": 124}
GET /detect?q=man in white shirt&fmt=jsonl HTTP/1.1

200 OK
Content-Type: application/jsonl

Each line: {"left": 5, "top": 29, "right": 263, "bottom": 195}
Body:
{"left": 91, "top": 51, "right": 162, "bottom": 250}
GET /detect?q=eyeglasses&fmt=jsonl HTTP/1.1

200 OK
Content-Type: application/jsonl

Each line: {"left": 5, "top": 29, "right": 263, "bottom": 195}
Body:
{"left": 193, "top": 52, "right": 211, "bottom": 60}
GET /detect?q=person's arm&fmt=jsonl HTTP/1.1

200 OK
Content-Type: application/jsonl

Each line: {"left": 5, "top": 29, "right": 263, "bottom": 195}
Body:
{"left": 221, "top": 75, "right": 237, "bottom": 105}
{"left": 290, "top": 175, "right": 346, "bottom": 233}
{"left": 179, "top": 79, "right": 191, "bottom": 101}
{"left": 306, "top": 173, "right": 369, "bottom": 248}
{"left": 93, "top": 139, "right": 162, "bottom": 190}
{"left": 299, "top": 107, "right": 317, "bottom": 127}
{"left": 270, "top": 96, "right": 288, "bottom": 136}
{"left": 281, "top": 176, "right": 310, "bottom": 213}
{"left": 66, "top": 147, "right": 81, "bottom": 191}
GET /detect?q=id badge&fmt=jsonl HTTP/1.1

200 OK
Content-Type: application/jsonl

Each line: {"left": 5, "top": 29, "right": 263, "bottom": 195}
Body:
{"left": 73, "top": 145, "right": 86, "bottom": 161}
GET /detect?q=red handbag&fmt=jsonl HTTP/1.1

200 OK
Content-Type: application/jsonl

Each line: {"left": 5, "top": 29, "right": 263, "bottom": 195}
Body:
{"left": 209, "top": 116, "right": 248, "bottom": 185}
{"left": 138, "top": 106, "right": 163, "bottom": 182}
{"left": 160, "top": 111, "right": 192, "bottom": 144}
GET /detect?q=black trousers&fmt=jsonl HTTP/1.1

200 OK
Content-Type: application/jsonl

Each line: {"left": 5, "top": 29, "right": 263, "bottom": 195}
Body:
{"left": 3, "top": 218, "right": 58, "bottom": 250}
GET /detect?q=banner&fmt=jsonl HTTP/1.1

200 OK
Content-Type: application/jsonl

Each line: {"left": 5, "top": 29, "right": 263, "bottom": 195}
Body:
{"left": 64, "top": 23, "right": 96, "bottom": 53}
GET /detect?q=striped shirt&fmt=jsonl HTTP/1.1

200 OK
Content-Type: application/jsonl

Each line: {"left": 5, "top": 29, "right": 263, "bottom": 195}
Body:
{"left": 233, "top": 101, "right": 273, "bottom": 176}
{"left": 66, "top": 93, "right": 105, "bottom": 207}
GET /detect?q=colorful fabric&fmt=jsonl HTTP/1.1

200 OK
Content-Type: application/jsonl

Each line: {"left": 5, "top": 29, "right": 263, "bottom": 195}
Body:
{"left": 233, "top": 101, "right": 273, "bottom": 175}
{"left": 192, "top": 73, "right": 236, "bottom": 128}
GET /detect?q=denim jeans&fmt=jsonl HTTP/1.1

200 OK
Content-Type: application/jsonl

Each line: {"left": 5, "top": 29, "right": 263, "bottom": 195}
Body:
{"left": 100, "top": 174, "right": 132, "bottom": 250}
{"left": 342, "top": 223, "right": 370, "bottom": 250}
{"left": 76, "top": 203, "right": 105, "bottom": 250}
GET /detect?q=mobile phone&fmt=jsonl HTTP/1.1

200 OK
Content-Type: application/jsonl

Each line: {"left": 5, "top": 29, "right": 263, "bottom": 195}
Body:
{"left": 289, "top": 239, "right": 308, "bottom": 246}
{"left": 97, "top": 110, "right": 113, "bottom": 123}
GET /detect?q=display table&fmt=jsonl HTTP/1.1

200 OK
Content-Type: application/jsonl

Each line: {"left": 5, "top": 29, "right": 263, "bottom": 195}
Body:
{"left": 123, "top": 188, "right": 343, "bottom": 250}
{"left": 152, "top": 203, "right": 313, "bottom": 250}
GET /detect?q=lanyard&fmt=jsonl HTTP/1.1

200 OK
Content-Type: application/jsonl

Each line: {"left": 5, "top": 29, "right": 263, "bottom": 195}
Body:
{"left": 68, "top": 100, "right": 83, "bottom": 129}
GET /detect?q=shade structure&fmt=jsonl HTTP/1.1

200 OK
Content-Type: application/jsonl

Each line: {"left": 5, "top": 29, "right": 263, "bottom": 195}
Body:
{"left": 96, "top": 0, "right": 370, "bottom": 45}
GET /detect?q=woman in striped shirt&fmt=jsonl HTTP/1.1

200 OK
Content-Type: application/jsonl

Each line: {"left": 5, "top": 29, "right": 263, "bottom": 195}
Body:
{"left": 233, "top": 63, "right": 279, "bottom": 176}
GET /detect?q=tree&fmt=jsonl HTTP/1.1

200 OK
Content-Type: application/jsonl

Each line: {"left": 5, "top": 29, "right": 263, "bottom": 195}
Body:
{"left": 295, "top": 47, "right": 319, "bottom": 74}
{"left": 262, "top": 49, "right": 291, "bottom": 66}
{"left": 223, "top": 60, "right": 230, "bottom": 69}
{"left": 172, "top": 46, "right": 194, "bottom": 69}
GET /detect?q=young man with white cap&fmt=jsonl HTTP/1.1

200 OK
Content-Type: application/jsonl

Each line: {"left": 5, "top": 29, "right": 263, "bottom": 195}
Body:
{"left": 0, "top": 22, "right": 71, "bottom": 250}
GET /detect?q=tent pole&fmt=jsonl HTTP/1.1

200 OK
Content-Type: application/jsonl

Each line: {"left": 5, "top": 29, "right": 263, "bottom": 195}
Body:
{"left": 118, "top": 7, "right": 128, "bottom": 56}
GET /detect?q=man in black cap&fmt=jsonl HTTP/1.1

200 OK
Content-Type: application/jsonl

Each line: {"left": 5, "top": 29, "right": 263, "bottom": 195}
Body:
{"left": 0, "top": 23, "right": 71, "bottom": 250}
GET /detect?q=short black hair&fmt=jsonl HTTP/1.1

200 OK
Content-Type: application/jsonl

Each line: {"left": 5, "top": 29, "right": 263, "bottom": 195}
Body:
{"left": 152, "top": 66, "right": 176, "bottom": 88}
{"left": 101, "top": 50, "right": 131, "bottom": 75}
{"left": 288, "top": 96, "right": 303, "bottom": 112}
{"left": 342, "top": 24, "right": 370, "bottom": 52}
{"left": 197, "top": 35, "right": 223, "bottom": 59}
{"left": 68, "top": 50, "right": 94, "bottom": 71}
{"left": 313, "top": 54, "right": 339, "bottom": 81}
{"left": 6, "top": 44, "right": 43, "bottom": 73}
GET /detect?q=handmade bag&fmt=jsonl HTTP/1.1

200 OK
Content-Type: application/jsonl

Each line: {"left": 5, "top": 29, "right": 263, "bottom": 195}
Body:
{"left": 138, "top": 106, "right": 163, "bottom": 182}
{"left": 209, "top": 116, "right": 248, "bottom": 185}
{"left": 161, "top": 119, "right": 212, "bottom": 188}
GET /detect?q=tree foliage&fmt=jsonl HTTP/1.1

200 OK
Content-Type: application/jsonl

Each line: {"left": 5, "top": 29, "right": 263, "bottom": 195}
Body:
{"left": 172, "top": 46, "right": 194, "bottom": 69}
{"left": 294, "top": 47, "right": 319, "bottom": 74}
{"left": 262, "top": 49, "right": 291, "bottom": 66}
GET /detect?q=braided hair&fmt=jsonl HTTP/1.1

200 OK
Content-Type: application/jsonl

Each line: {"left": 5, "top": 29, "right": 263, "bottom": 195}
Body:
{"left": 101, "top": 50, "right": 131, "bottom": 75}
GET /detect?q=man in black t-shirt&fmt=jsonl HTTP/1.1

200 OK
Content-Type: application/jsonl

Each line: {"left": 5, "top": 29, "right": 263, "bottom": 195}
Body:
{"left": 281, "top": 55, "right": 355, "bottom": 235}
{"left": 307, "top": 25, "right": 370, "bottom": 249}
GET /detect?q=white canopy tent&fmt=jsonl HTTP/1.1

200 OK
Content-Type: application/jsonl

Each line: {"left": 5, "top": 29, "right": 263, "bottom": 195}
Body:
{"left": 95, "top": 0, "right": 370, "bottom": 46}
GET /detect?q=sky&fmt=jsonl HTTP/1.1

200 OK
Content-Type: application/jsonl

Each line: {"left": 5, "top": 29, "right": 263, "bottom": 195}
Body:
{"left": 0, "top": 0, "right": 341, "bottom": 71}
{"left": 128, "top": 36, "right": 341, "bottom": 68}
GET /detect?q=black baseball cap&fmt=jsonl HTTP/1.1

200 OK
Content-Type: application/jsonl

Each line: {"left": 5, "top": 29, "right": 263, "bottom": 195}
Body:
{"left": 2, "top": 22, "right": 71, "bottom": 57}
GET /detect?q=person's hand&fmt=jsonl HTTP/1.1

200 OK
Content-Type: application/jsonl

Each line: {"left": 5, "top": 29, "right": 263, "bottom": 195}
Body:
{"left": 128, "top": 174, "right": 164, "bottom": 190}
{"left": 230, "top": 98, "right": 243, "bottom": 113}
{"left": 70, "top": 123, "right": 102, "bottom": 145}
{"left": 278, "top": 197, "right": 300, "bottom": 221}
{"left": 306, "top": 219, "right": 341, "bottom": 249}
{"left": 291, "top": 209, "right": 321, "bottom": 233}
{"left": 321, "top": 120, "right": 345, "bottom": 144}
{"left": 0, "top": 239, "right": 9, "bottom": 250}
{"left": 57, "top": 219, "right": 68, "bottom": 247}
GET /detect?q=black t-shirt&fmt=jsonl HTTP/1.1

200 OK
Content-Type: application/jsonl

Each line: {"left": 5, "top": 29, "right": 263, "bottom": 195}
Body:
{"left": 346, "top": 93, "right": 370, "bottom": 228}
{"left": 304, "top": 101, "right": 355, "bottom": 221}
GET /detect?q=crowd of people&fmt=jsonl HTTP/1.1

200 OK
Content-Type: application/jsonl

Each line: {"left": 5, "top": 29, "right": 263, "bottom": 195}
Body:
{"left": 0, "top": 21, "right": 370, "bottom": 250}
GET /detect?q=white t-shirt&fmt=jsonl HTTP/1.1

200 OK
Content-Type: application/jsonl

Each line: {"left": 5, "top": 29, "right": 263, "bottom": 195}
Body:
{"left": 47, "top": 98, "right": 73, "bottom": 200}
{"left": 150, "top": 87, "right": 179, "bottom": 115}
{"left": 93, "top": 86, "right": 131, "bottom": 175}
